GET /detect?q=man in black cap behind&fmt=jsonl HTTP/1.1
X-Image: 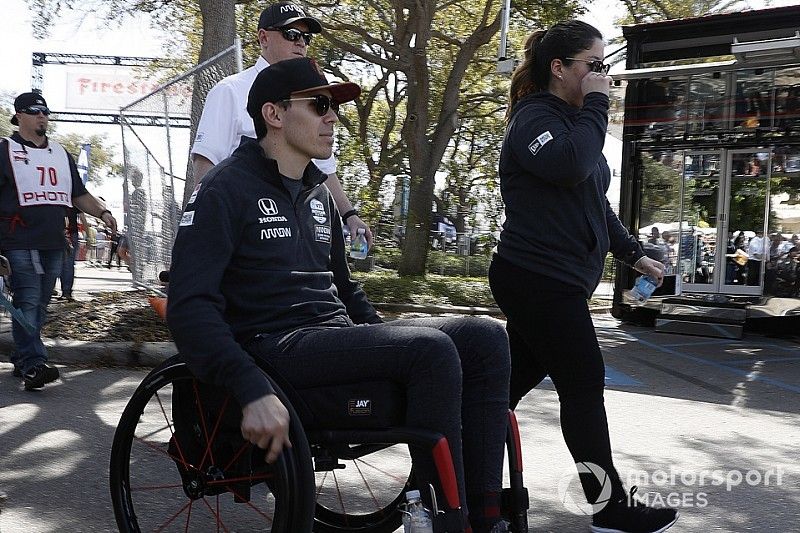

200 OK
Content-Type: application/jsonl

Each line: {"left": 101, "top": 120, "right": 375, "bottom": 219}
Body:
{"left": 1, "top": 92, "right": 117, "bottom": 389}
{"left": 167, "top": 58, "right": 513, "bottom": 532}
{"left": 190, "top": 2, "right": 372, "bottom": 247}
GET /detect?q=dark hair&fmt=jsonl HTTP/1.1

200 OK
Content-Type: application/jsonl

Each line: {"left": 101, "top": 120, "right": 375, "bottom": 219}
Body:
{"left": 253, "top": 100, "right": 291, "bottom": 139}
{"left": 507, "top": 20, "right": 603, "bottom": 121}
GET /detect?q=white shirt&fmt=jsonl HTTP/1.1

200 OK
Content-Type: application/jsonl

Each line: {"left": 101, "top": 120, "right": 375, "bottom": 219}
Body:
{"left": 190, "top": 55, "right": 337, "bottom": 174}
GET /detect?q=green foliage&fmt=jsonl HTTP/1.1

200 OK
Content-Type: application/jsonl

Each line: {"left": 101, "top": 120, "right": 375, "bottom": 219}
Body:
{"left": 351, "top": 271, "right": 497, "bottom": 307}
{"left": 616, "top": 0, "right": 746, "bottom": 24}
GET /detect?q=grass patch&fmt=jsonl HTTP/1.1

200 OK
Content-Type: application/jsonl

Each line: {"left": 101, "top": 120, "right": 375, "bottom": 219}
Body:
{"left": 351, "top": 271, "right": 497, "bottom": 307}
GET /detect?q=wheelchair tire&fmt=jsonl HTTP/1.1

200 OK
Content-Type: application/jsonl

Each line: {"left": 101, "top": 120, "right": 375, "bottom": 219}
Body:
{"left": 109, "top": 357, "right": 315, "bottom": 532}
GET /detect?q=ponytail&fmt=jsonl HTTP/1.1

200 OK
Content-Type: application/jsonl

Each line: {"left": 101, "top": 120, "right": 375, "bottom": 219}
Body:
{"left": 506, "top": 30, "right": 546, "bottom": 122}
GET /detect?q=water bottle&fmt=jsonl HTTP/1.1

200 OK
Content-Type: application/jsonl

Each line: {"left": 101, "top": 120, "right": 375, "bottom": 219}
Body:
{"left": 402, "top": 490, "right": 434, "bottom": 533}
{"left": 350, "top": 228, "right": 368, "bottom": 259}
{"left": 630, "top": 275, "right": 658, "bottom": 303}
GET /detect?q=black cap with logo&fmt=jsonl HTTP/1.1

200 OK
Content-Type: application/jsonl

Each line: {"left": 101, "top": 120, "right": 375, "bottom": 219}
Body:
{"left": 258, "top": 2, "right": 322, "bottom": 33}
{"left": 11, "top": 92, "right": 49, "bottom": 126}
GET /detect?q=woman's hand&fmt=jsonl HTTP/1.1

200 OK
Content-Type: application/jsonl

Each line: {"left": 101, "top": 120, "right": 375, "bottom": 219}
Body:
{"left": 633, "top": 256, "right": 666, "bottom": 287}
{"left": 581, "top": 71, "right": 612, "bottom": 98}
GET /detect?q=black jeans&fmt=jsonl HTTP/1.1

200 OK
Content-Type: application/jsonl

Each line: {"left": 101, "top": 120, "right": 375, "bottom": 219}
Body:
{"left": 246, "top": 316, "right": 511, "bottom": 525}
{"left": 489, "top": 254, "right": 624, "bottom": 503}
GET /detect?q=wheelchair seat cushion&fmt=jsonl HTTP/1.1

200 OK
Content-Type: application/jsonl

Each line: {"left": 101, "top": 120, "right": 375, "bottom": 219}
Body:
{"left": 292, "top": 380, "right": 406, "bottom": 431}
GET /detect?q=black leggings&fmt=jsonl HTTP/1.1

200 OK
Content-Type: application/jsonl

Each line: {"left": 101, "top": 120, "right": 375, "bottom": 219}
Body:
{"left": 489, "top": 254, "right": 624, "bottom": 503}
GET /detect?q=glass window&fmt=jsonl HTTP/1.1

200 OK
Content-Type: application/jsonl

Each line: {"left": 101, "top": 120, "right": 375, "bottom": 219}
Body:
{"left": 638, "top": 151, "right": 683, "bottom": 275}
{"left": 686, "top": 73, "right": 728, "bottom": 132}
{"left": 734, "top": 68, "right": 776, "bottom": 129}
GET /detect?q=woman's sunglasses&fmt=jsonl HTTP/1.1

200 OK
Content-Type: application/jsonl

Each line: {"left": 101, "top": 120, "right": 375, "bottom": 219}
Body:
{"left": 20, "top": 105, "right": 50, "bottom": 116}
{"left": 282, "top": 94, "right": 339, "bottom": 116}
{"left": 565, "top": 57, "right": 611, "bottom": 75}
{"left": 266, "top": 27, "right": 313, "bottom": 46}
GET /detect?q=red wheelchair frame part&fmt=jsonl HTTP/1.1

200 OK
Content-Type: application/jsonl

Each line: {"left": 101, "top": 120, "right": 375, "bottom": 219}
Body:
{"left": 432, "top": 436, "right": 461, "bottom": 511}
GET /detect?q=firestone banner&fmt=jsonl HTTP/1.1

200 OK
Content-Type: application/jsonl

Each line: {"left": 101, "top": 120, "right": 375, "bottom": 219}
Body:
{"left": 64, "top": 66, "right": 192, "bottom": 114}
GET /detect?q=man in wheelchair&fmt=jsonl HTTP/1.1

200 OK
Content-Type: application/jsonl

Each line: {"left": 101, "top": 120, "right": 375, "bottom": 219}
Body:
{"left": 166, "top": 57, "right": 512, "bottom": 533}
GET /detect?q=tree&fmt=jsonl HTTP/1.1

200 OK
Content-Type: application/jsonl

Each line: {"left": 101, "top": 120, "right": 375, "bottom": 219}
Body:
{"left": 616, "top": 0, "right": 744, "bottom": 24}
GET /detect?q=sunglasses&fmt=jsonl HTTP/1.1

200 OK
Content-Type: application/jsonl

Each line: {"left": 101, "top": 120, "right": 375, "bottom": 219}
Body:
{"left": 266, "top": 27, "right": 313, "bottom": 46}
{"left": 19, "top": 105, "right": 50, "bottom": 116}
{"left": 282, "top": 94, "right": 339, "bottom": 117}
{"left": 565, "top": 57, "right": 611, "bottom": 75}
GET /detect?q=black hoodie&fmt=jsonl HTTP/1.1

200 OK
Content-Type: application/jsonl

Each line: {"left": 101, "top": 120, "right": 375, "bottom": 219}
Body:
{"left": 167, "top": 140, "right": 381, "bottom": 407}
{"left": 497, "top": 91, "right": 643, "bottom": 297}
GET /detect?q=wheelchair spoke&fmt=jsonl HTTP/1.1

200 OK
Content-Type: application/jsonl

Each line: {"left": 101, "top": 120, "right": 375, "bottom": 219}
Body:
{"left": 154, "top": 499, "right": 193, "bottom": 532}
{"left": 199, "top": 497, "right": 231, "bottom": 533}
{"left": 353, "top": 456, "right": 410, "bottom": 483}
{"left": 351, "top": 459, "right": 384, "bottom": 515}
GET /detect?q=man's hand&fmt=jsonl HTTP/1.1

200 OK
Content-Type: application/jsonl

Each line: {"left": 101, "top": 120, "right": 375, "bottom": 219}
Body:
{"left": 101, "top": 212, "right": 118, "bottom": 235}
{"left": 634, "top": 256, "right": 666, "bottom": 287}
{"left": 241, "top": 393, "right": 292, "bottom": 463}
{"left": 347, "top": 215, "right": 373, "bottom": 249}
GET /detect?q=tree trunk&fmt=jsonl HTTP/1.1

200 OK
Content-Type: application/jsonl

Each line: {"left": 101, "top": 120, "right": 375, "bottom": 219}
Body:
{"left": 182, "top": 0, "right": 238, "bottom": 209}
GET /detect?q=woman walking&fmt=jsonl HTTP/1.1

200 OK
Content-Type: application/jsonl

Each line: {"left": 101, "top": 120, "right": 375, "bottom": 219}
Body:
{"left": 489, "top": 20, "right": 678, "bottom": 533}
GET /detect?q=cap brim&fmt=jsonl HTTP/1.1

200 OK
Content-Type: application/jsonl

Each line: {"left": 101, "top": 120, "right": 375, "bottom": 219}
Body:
{"left": 274, "top": 16, "right": 322, "bottom": 33}
{"left": 293, "top": 82, "right": 361, "bottom": 104}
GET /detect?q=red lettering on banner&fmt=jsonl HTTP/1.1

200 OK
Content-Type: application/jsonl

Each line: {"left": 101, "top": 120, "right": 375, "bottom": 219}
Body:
{"left": 113, "top": 83, "right": 124, "bottom": 94}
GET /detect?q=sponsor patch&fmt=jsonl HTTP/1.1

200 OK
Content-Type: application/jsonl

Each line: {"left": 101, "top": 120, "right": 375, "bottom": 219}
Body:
{"left": 310, "top": 198, "right": 327, "bottom": 224}
{"left": 528, "top": 130, "right": 553, "bottom": 156}
{"left": 259, "top": 197, "right": 279, "bottom": 216}
{"left": 315, "top": 224, "right": 331, "bottom": 243}
{"left": 195, "top": 132, "right": 205, "bottom": 143}
{"left": 260, "top": 227, "right": 292, "bottom": 239}
{"left": 188, "top": 183, "right": 201, "bottom": 204}
{"left": 348, "top": 399, "right": 372, "bottom": 416}
{"left": 179, "top": 211, "right": 195, "bottom": 227}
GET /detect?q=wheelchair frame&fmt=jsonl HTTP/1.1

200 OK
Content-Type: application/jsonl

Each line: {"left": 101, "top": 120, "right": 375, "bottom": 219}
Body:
{"left": 110, "top": 354, "right": 528, "bottom": 532}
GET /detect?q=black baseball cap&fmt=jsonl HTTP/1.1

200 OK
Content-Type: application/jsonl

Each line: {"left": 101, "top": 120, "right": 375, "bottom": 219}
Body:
{"left": 258, "top": 2, "right": 322, "bottom": 33}
{"left": 247, "top": 57, "right": 360, "bottom": 121}
{"left": 11, "top": 92, "right": 49, "bottom": 126}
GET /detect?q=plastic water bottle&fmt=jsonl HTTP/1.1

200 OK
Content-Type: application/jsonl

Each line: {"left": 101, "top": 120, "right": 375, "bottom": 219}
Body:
{"left": 402, "top": 490, "right": 434, "bottom": 533}
{"left": 630, "top": 275, "right": 658, "bottom": 303}
{"left": 350, "top": 228, "right": 368, "bottom": 259}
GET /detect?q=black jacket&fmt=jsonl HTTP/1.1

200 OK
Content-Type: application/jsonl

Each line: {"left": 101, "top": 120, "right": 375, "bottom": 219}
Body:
{"left": 167, "top": 140, "right": 380, "bottom": 407}
{"left": 497, "top": 91, "right": 643, "bottom": 297}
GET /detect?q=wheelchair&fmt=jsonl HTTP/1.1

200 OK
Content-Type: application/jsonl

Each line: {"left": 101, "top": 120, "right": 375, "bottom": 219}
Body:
{"left": 110, "top": 353, "right": 529, "bottom": 532}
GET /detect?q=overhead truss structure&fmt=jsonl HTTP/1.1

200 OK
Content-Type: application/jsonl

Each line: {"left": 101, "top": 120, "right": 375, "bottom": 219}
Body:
{"left": 31, "top": 52, "right": 188, "bottom": 127}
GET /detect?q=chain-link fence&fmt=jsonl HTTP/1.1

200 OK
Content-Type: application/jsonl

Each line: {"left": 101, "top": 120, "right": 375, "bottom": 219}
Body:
{"left": 120, "top": 41, "right": 242, "bottom": 287}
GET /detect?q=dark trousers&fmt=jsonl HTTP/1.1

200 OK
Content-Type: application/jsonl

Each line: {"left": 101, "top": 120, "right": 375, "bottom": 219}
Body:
{"left": 489, "top": 254, "right": 624, "bottom": 504}
{"left": 245, "top": 316, "right": 510, "bottom": 528}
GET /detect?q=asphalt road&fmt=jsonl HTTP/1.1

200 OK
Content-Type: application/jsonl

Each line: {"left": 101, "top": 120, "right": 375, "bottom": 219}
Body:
{"left": 1, "top": 314, "right": 798, "bottom": 532}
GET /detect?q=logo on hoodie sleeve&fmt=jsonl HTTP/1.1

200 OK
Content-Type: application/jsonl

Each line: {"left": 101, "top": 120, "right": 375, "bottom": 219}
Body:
{"left": 528, "top": 130, "right": 553, "bottom": 156}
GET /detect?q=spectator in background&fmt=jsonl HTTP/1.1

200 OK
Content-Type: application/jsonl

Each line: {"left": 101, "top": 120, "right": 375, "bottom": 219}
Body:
{"left": 128, "top": 167, "right": 147, "bottom": 281}
{"left": 190, "top": 2, "right": 373, "bottom": 249}
{"left": 58, "top": 207, "right": 80, "bottom": 300}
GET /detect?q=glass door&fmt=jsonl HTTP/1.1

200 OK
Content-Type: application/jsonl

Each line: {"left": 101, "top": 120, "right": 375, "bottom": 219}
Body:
{"left": 679, "top": 152, "right": 723, "bottom": 292}
{"left": 720, "top": 150, "right": 771, "bottom": 295}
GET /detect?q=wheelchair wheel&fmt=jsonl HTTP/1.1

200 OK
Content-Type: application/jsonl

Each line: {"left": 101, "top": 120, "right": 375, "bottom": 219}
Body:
{"left": 110, "top": 358, "right": 315, "bottom": 532}
{"left": 312, "top": 442, "right": 412, "bottom": 533}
